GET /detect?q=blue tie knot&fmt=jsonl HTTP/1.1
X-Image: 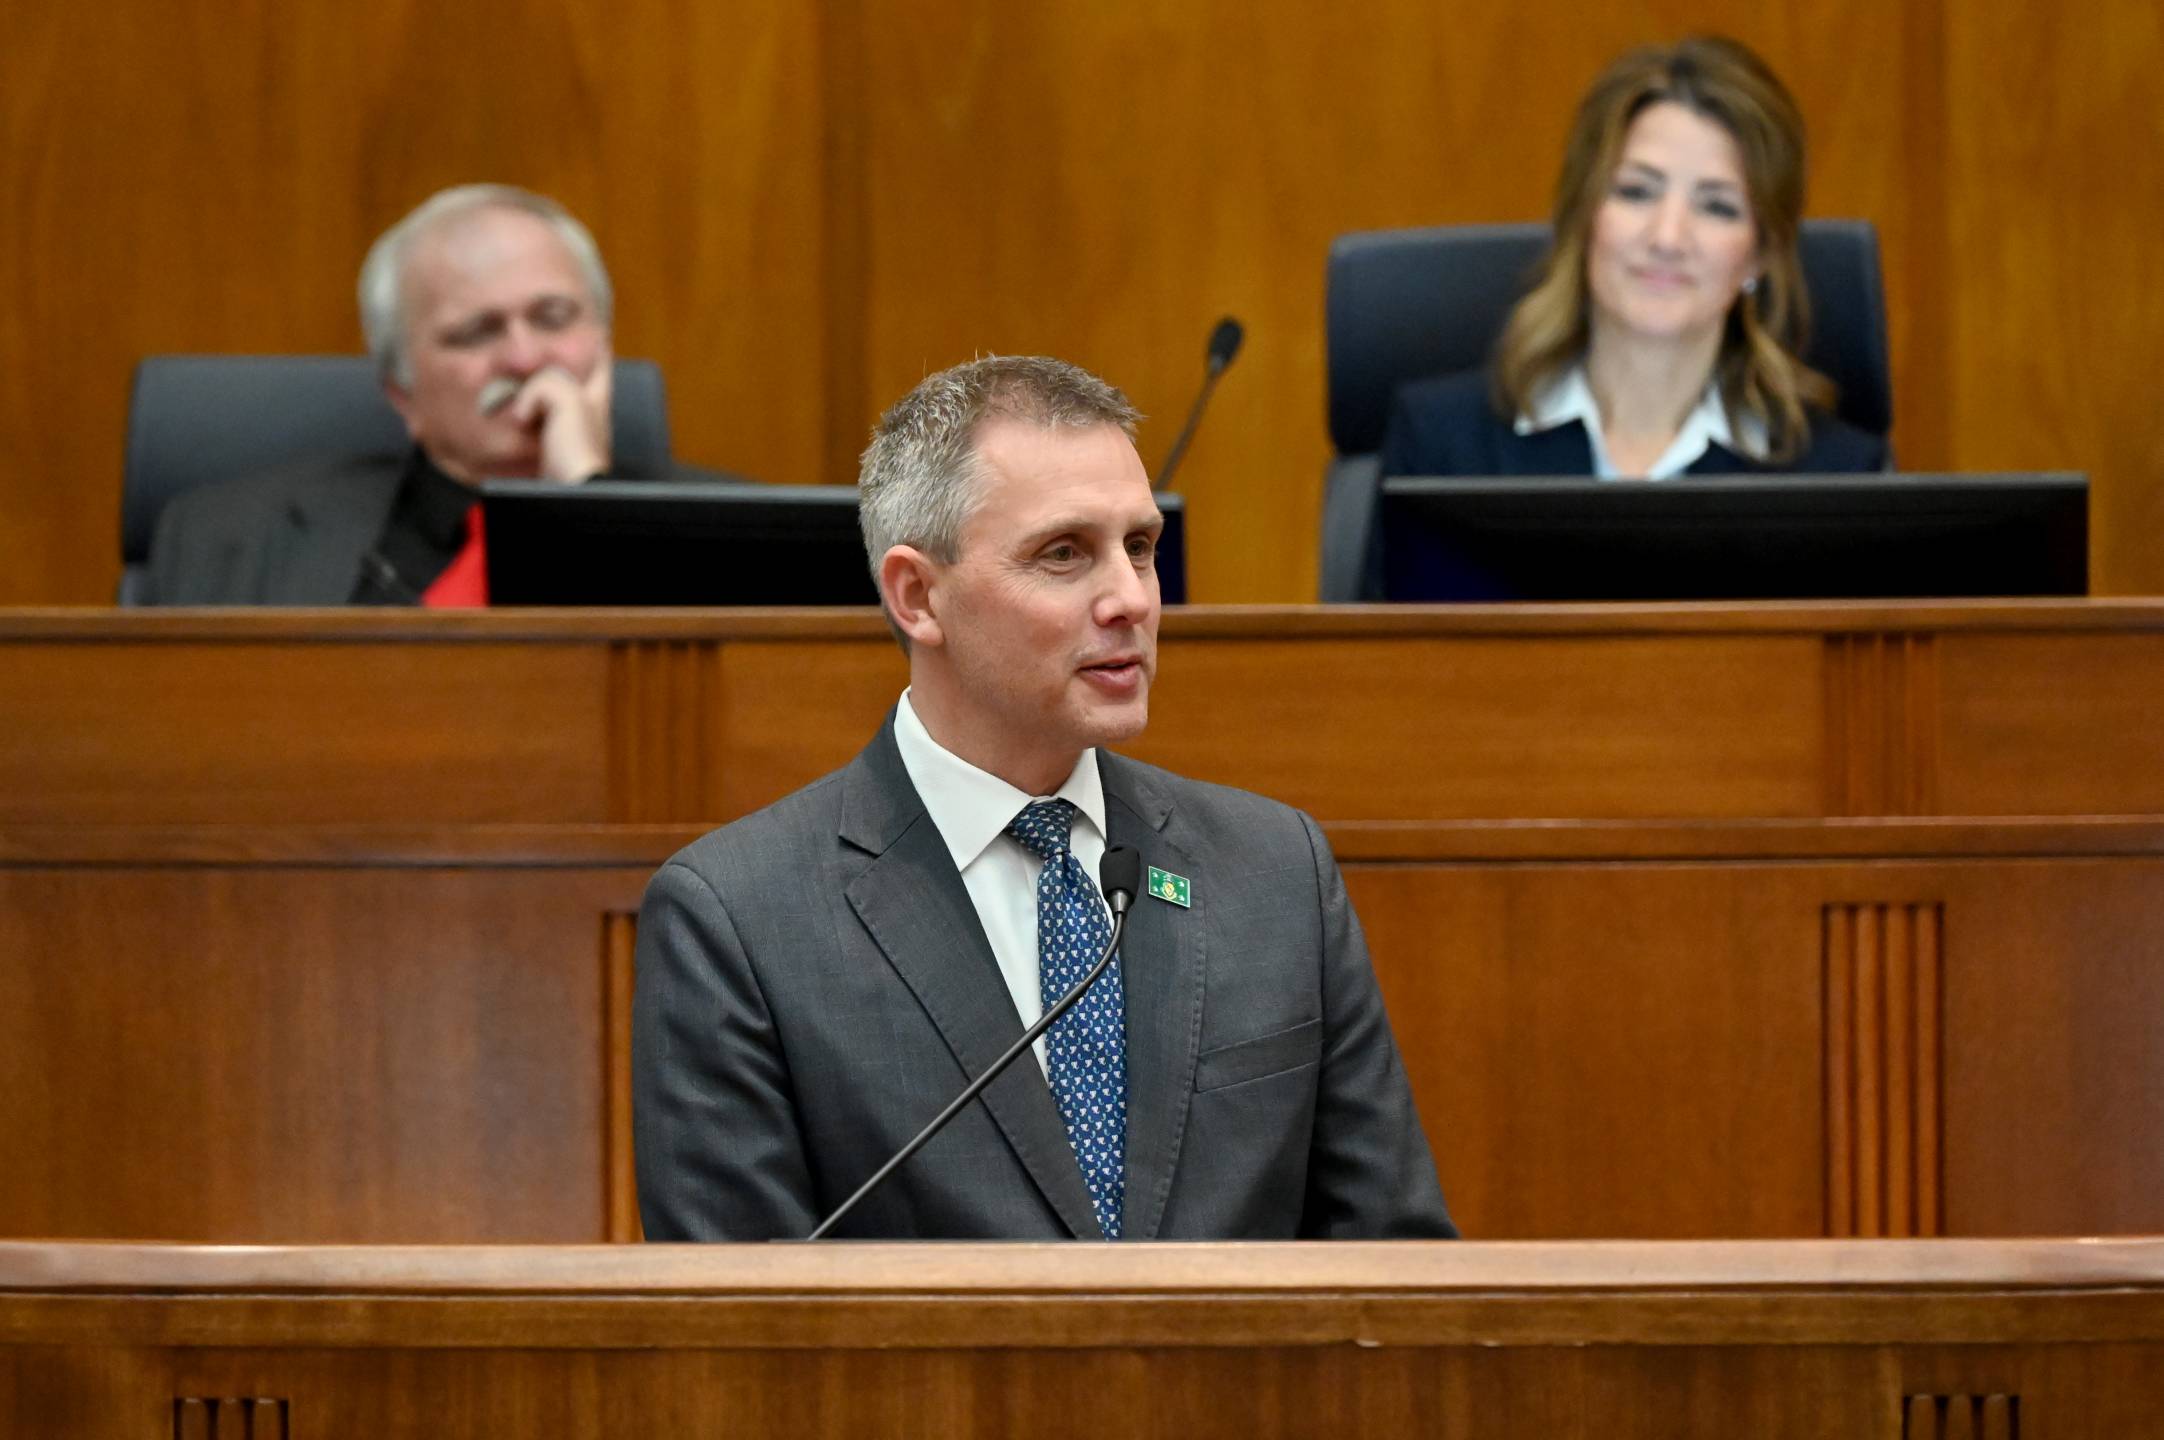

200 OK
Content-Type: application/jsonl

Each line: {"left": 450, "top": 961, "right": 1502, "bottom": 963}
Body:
{"left": 1006, "top": 798, "right": 1078, "bottom": 863}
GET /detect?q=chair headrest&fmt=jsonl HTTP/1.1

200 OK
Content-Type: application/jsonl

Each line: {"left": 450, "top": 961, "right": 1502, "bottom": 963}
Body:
{"left": 1325, "top": 219, "right": 1892, "bottom": 455}
{"left": 121, "top": 355, "right": 672, "bottom": 563}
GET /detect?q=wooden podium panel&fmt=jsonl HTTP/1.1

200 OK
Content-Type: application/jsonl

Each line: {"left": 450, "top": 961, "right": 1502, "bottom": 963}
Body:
{"left": 16, "top": 601, "right": 2164, "bottom": 831}
{"left": 4, "top": 1240, "right": 2163, "bottom": 1438}
{"left": 6, "top": 604, "right": 2164, "bottom": 1243}
{"left": 1150, "top": 630, "right": 1827, "bottom": 820}
{"left": 1352, "top": 862, "right": 1832, "bottom": 1241}
{"left": 1936, "top": 630, "right": 2164, "bottom": 815}
{"left": 0, "top": 641, "right": 616, "bottom": 826}
{"left": 1353, "top": 856, "right": 2164, "bottom": 1240}
{"left": 0, "top": 868, "right": 651, "bottom": 1242}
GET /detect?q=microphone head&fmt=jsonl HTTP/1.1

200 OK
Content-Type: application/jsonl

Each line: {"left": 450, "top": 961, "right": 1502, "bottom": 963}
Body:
{"left": 1205, "top": 317, "right": 1244, "bottom": 374}
{"left": 1099, "top": 845, "right": 1143, "bottom": 913}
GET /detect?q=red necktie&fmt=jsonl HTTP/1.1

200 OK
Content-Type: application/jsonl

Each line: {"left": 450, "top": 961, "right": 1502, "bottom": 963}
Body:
{"left": 421, "top": 505, "right": 489, "bottom": 608}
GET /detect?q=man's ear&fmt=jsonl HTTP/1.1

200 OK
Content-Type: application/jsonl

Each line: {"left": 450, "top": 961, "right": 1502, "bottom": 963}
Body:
{"left": 879, "top": 545, "right": 945, "bottom": 650}
{"left": 382, "top": 377, "right": 420, "bottom": 441}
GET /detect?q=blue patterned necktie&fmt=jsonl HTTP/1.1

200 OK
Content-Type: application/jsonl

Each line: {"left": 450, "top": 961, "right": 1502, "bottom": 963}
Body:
{"left": 1006, "top": 798, "right": 1127, "bottom": 1240}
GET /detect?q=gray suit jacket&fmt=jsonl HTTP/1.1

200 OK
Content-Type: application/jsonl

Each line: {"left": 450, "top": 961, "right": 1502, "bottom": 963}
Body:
{"left": 632, "top": 719, "right": 1455, "bottom": 1241}
{"left": 142, "top": 451, "right": 713, "bottom": 606}
{"left": 143, "top": 455, "right": 407, "bottom": 605}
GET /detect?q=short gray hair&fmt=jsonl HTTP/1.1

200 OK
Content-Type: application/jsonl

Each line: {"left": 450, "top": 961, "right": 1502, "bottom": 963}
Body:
{"left": 858, "top": 355, "right": 1144, "bottom": 652}
{"left": 859, "top": 354, "right": 1141, "bottom": 568}
{"left": 357, "top": 184, "right": 614, "bottom": 386}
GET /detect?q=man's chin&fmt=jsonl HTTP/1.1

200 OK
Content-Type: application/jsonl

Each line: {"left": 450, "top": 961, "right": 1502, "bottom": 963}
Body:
{"left": 1076, "top": 693, "right": 1151, "bottom": 749}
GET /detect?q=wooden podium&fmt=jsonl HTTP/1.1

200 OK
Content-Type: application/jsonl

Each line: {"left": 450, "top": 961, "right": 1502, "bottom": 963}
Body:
{"left": 5, "top": 1239, "right": 2163, "bottom": 1437}
{"left": 6, "top": 603, "right": 2164, "bottom": 1242}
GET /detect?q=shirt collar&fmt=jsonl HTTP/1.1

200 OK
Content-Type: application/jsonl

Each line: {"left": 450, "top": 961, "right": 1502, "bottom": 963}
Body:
{"left": 1515, "top": 362, "right": 1762, "bottom": 478}
{"left": 893, "top": 690, "right": 1106, "bottom": 869}
{"left": 399, "top": 447, "right": 480, "bottom": 547}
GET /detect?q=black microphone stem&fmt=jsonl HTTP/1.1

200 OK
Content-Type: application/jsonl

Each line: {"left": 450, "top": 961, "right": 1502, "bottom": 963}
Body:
{"left": 1154, "top": 366, "right": 1223, "bottom": 493}
{"left": 807, "top": 904, "right": 1133, "bottom": 1242}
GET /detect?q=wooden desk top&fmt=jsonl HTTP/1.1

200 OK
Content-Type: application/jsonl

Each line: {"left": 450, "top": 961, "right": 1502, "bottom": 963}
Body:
{"left": 5, "top": 1239, "right": 2164, "bottom": 1349}
{"left": 9, "top": 597, "right": 2164, "bottom": 641}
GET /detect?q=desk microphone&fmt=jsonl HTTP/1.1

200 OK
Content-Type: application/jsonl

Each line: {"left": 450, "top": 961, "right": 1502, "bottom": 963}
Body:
{"left": 1155, "top": 317, "right": 1244, "bottom": 492}
{"left": 806, "top": 844, "right": 1143, "bottom": 1240}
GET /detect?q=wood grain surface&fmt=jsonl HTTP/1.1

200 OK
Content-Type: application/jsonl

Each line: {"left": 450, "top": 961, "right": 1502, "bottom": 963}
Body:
{"left": 6, "top": 1241, "right": 2164, "bottom": 1437}
{"left": 6, "top": 604, "right": 2164, "bottom": 1247}
{"left": 4, "top": 3, "right": 2161, "bottom": 604}
{"left": 0, "top": 867, "right": 652, "bottom": 1242}
{"left": 0, "top": 1, "right": 827, "bottom": 601}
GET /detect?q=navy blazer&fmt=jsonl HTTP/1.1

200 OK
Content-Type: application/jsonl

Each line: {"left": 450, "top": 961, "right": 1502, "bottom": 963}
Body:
{"left": 1379, "top": 368, "right": 1889, "bottom": 478}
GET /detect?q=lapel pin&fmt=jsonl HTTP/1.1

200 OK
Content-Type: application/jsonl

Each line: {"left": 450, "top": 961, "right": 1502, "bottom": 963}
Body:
{"left": 1146, "top": 866, "right": 1191, "bottom": 908}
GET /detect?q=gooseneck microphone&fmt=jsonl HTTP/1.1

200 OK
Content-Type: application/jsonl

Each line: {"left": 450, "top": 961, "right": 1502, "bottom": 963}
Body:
{"left": 806, "top": 844, "right": 1144, "bottom": 1240}
{"left": 1154, "top": 317, "right": 1244, "bottom": 492}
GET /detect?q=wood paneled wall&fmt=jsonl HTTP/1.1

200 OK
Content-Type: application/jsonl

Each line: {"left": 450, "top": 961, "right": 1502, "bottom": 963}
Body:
{"left": 4, "top": 2, "right": 2161, "bottom": 603}
{"left": 0, "top": 1, "right": 829, "bottom": 602}
{"left": 9, "top": 604, "right": 2164, "bottom": 1243}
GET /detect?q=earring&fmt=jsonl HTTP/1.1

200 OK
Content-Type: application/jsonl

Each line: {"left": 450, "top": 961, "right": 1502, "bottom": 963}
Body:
{"left": 1742, "top": 276, "right": 1760, "bottom": 295}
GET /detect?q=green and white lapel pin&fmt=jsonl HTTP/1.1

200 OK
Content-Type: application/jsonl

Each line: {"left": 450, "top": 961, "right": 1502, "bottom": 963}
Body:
{"left": 1146, "top": 865, "right": 1190, "bottom": 908}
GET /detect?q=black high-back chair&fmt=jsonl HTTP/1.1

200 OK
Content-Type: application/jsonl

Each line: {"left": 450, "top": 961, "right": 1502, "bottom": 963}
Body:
{"left": 1318, "top": 219, "right": 1892, "bottom": 599}
{"left": 118, "top": 355, "right": 672, "bottom": 604}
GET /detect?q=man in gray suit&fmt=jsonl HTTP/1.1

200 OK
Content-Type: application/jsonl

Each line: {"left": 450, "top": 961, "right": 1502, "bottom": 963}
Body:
{"left": 633, "top": 355, "right": 1453, "bottom": 1242}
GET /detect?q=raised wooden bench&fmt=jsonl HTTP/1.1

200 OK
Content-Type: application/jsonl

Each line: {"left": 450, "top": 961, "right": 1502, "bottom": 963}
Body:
{"left": 5, "top": 603, "right": 2163, "bottom": 1241}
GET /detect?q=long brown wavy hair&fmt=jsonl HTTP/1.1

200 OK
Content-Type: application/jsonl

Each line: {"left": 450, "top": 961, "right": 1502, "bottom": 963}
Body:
{"left": 1491, "top": 36, "right": 1834, "bottom": 463}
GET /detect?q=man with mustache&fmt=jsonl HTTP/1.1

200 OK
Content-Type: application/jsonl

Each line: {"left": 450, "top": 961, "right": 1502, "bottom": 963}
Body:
{"left": 145, "top": 184, "right": 623, "bottom": 605}
{"left": 632, "top": 355, "right": 1455, "bottom": 1242}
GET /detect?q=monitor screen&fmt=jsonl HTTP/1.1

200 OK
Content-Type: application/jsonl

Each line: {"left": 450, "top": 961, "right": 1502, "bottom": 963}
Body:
{"left": 1377, "top": 473, "right": 2087, "bottom": 602}
{"left": 483, "top": 479, "right": 1190, "bottom": 606}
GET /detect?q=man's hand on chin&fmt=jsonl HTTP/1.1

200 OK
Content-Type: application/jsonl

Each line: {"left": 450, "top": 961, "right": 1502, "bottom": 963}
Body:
{"left": 506, "top": 363, "right": 613, "bottom": 484}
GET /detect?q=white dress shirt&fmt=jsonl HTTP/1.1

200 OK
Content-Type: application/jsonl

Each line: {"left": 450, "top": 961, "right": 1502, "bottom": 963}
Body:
{"left": 892, "top": 690, "right": 1109, "bottom": 1076}
{"left": 1516, "top": 362, "right": 1767, "bottom": 478}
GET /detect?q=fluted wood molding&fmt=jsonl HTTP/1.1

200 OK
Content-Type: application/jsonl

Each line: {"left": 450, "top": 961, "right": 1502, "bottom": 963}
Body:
{"left": 1902, "top": 1393, "right": 2019, "bottom": 1440}
{"left": 1824, "top": 633, "right": 1940, "bottom": 816}
{"left": 606, "top": 640, "right": 720, "bottom": 823}
{"left": 174, "top": 1398, "right": 287, "bottom": 1440}
{"left": 1825, "top": 901, "right": 1945, "bottom": 1237}
{"left": 602, "top": 912, "right": 641, "bottom": 1244}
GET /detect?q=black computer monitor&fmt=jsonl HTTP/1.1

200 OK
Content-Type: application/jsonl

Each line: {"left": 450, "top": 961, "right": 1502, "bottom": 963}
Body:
{"left": 482, "top": 479, "right": 1190, "bottom": 605}
{"left": 1377, "top": 473, "right": 2087, "bottom": 602}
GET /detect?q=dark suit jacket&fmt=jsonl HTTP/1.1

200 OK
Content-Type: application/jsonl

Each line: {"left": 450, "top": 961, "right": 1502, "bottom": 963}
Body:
{"left": 143, "top": 454, "right": 408, "bottom": 605}
{"left": 143, "top": 451, "right": 718, "bottom": 605}
{"left": 632, "top": 719, "right": 1456, "bottom": 1242}
{"left": 1379, "top": 367, "right": 1889, "bottom": 478}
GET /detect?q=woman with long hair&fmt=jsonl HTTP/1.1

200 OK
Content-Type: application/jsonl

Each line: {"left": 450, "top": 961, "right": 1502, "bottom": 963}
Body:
{"left": 1379, "top": 36, "right": 1886, "bottom": 479}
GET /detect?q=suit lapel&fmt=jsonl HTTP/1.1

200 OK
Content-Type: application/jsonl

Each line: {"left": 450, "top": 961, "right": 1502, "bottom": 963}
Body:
{"left": 840, "top": 724, "right": 1104, "bottom": 1239}
{"left": 1101, "top": 754, "right": 1206, "bottom": 1241}
{"left": 268, "top": 458, "right": 404, "bottom": 604}
{"left": 1687, "top": 441, "right": 1757, "bottom": 475}
{"left": 1508, "top": 420, "right": 1596, "bottom": 475}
